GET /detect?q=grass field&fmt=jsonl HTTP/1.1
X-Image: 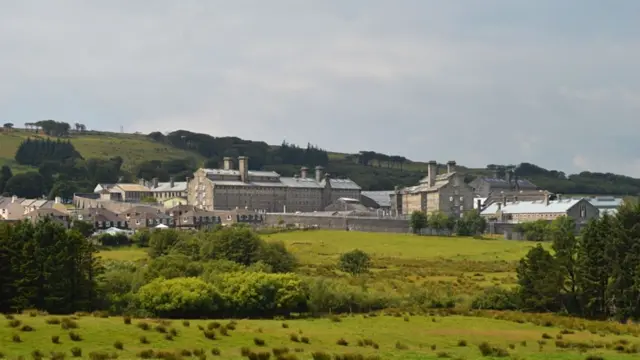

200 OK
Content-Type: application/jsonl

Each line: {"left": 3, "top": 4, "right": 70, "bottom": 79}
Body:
{"left": 0, "top": 129, "right": 204, "bottom": 172}
{"left": 2, "top": 311, "right": 639, "bottom": 359}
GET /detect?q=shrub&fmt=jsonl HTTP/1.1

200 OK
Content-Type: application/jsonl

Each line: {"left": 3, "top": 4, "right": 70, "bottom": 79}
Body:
{"left": 123, "top": 316, "right": 131, "bottom": 325}
{"left": 542, "top": 333, "right": 553, "bottom": 339}
{"left": 470, "top": 287, "right": 520, "bottom": 310}
{"left": 140, "top": 335, "right": 150, "bottom": 344}
{"left": 282, "top": 322, "right": 289, "bottom": 328}
{"left": 31, "top": 350, "right": 44, "bottom": 360}
{"left": 204, "top": 330, "right": 216, "bottom": 340}
{"left": 46, "top": 317, "right": 62, "bottom": 325}
{"left": 137, "top": 350, "right": 154, "bottom": 359}
{"left": 436, "top": 352, "right": 451, "bottom": 358}
{"left": 478, "top": 342, "right": 509, "bottom": 357}
{"left": 20, "top": 324, "right": 34, "bottom": 332}
{"left": 194, "top": 349, "right": 205, "bottom": 356}
{"left": 114, "top": 341, "right": 123, "bottom": 350}
{"left": 8, "top": 319, "right": 21, "bottom": 327}
{"left": 52, "top": 335, "right": 61, "bottom": 344}
{"left": 254, "top": 337, "right": 266, "bottom": 346}
{"left": 301, "top": 336, "right": 310, "bottom": 344}
{"left": 338, "top": 249, "right": 371, "bottom": 275}
{"left": 395, "top": 342, "right": 409, "bottom": 350}
{"left": 337, "top": 338, "right": 349, "bottom": 346}
{"left": 136, "top": 277, "right": 221, "bottom": 318}
{"left": 240, "top": 347, "right": 251, "bottom": 356}
{"left": 211, "top": 348, "right": 221, "bottom": 356}
{"left": 165, "top": 334, "right": 174, "bottom": 341}
{"left": 272, "top": 348, "right": 290, "bottom": 357}
{"left": 69, "top": 332, "right": 82, "bottom": 341}
{"left": 155, "top": 324, "right": 167, "bottom": 333}
{"left": 457, "top": 340, "right": 468, "bottom": 347}
{"left": 290, "top": 333, "right": 300, "bottom": 342}
{"left": 70, "top": 347, "right": 82, "bottom": 357}
{"left": 12, "top": 334, "right": 21, "bottom": 342}
{"left": 4, "top": 314, "right": 15, "bottom": 319}
{"left": 220, "top": 327, "right": 229, "bottom": 336}
{"left": 585, "top": 357, "right": 604, "bottom": 360}
{"left": 259, "top": 240, "right": 298, "bottom": 273}
{"left": 330, "top": 315, "right": 342, "bottom": 323}
{"left": 311, "top": 352, "right": 331, "bottom": 360}
{"left": 61, "top": 318, "right": 79, "bottom": 329}
{"left": 50, "top": 351, "right": 65, "bottom": 360}
{"left": 137, "top": 322, "right": 150, "bottom": 331}
{"left": 170, "top": 328, "right": 178, "bottom": 336}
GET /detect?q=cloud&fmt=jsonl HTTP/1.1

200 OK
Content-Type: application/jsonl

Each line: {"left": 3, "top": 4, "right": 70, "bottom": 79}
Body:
{"left": 1, "top": 0, "right": 640, "bottom": 176}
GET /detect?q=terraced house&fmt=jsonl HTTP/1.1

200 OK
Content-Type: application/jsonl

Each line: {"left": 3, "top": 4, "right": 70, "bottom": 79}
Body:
{"left": 188, "top": 156, "right": 361, "bottom": 212}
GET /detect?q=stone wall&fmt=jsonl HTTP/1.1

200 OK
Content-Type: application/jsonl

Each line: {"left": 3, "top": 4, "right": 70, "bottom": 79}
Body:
{"left": 264, "top": 213, "right": 411, "bottom": 233}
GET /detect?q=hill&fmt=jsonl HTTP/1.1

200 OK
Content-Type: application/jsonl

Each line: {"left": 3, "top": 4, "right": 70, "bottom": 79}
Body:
{"left": 2, "top": 124, "right": 640, "bottom": 197}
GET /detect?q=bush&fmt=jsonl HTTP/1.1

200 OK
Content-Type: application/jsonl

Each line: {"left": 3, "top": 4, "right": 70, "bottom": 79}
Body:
{"left": 31, "top": 350, "right": 44, "bottom": 360}
{"left": 12, "top": 334, "right": 21, "bottom": 342}
{"left": 311, "top": 352, "right": 331, "bottom": 360}
{"left": 204, "top": 330, "right": 216, "bottom": 340}
{"left": 137, "top": 322, "right": 151, "bottom": 331}
{"left": 8, "top": 319, "right": 21, "bottom": 327}
{"left": 338, "top": 249, "right": 371, "bottom": 275}
{"left": 457, "top": 340, "right": 467, "bottom": 347}
{"left": 478, "top": 342, "right": 509, "bottom": 357}
{"left": 136, "top": 277, "right": 221, "bottom": 318}
{"left": 182, "top": 320, "right": 190, "bottom": 327}
{"left": 46, "top": 317, "right": 62, "bottom": 325}
{"left": 259, "top": 241, "right": 298, "bottom": 273}
{"left": 69, "top": 332, "right": 82, "bottom": 341}
{"left": 61, "top": 318, "right": 79, "bottom": 329}
{"left": 20, "top": 324, "right": 34, "bottom": 332}
{"left": 395, "top": 341, "right": 409, "bottom": 350}
{"left": 139, "top": 336, "right": 150, "bottom": 344}
{"left": 50, "top": 351, "right": 66, "bottom": 360}
{"left": 254, "top": 337, "right": 266, "bottom": 346}
{"left": 199, "top": 226, "right": 263, "bottom": 265}
{"left": 123, "top": 316, "right": 131, "bottom": 325}
{"left": 137, "top": 350, "right": 154, "bottom": 359}
{"left": 470, "top": 287, "right": 520, "bottom": 310}
{"left": 70, "top": 347, "right": 82, "bottom": 357}
{"left": 52, "top": 335, "right": 61, "bottom": 344}
{"left": 337, "top": 338, "right": 349, "bottom": 346}
{"left": 301, "top": 336, "right": 310, "bottom": 344}
{"left": 114, "top": 341, "right": 123, "bottom": 350}
{"left": 155, "top": 324, "right": 167, "bottom": 333}
{"left": 290, "top": 333, "right": 300, "bottom": 342}
{"left": 211, "top": 348, "right": 221, "bottom": 356}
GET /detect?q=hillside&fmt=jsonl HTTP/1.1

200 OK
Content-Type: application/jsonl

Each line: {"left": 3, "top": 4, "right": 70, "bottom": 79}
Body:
{"left": 1, "top": 126, "right": 639, "bottom": 196}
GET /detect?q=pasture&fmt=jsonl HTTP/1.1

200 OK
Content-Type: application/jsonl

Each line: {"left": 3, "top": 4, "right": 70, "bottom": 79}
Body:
{"left": 2, "top": 311, "right": 639, "bottom": 359}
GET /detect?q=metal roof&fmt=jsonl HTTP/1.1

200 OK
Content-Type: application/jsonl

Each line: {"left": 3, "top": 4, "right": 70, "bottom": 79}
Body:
{"left": 361, "top": 191, "right": 393, "bottom": 207}
{"left": 152, "top": 181, "right": 188, "bottom": 192}
{"left": 481, "top": 198, "right": 584, "bottom": 215}
{"left": 587, "top": 197, "right": 623, "bottom": 209}
{"left": 279, "top": 177, "right": 324, "bottom": 188}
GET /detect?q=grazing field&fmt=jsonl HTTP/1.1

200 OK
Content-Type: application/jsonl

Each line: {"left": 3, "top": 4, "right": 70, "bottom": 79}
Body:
{"left": 0, "top": 129, "right": 203, "bottom": 171}
{"left": 1, "top": 311, "right": 639, "bottom": 359}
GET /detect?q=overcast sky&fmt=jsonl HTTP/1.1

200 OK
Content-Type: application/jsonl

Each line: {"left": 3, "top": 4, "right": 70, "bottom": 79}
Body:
{"left": 2, "top": 1, "right": 639, "bottom": 176}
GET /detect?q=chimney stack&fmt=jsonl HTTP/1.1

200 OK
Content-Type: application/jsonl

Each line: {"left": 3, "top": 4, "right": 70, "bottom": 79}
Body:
{"left": 447, "top": 160, "right": 456, "bottom": 174}
{"left": 223, "top": 157, "right": 233, "bottom": 170}
{"left": 152, "top": 178, "right": 159, "bottom": 189}
{"left": 476, "top": 199, "right": 482, "bottom": 211}
{"left": 557, "top": 193, "right": 562, "bottom": 201}
{"left": 238, "top": 156, "right": 249, "bottom": 183}
{"left": 300, "top": 167, "right": 309, "bottom": 179}
{"left": 169, "top": 176, "right": 175, "bottom": 188}
{"left": 544, "top": 191, "right": 550, "bottom": 206}
{"left": 427, "top": 160, "right": 437, "bottom": 187}
{"left": 505, "top": 170, "right": 512, "bottom": 187}
{"left": 315, "top": 166, "right": 324, "bottom": 182}
{"left": 497, "top": 202, "right": 502, "bottom": 211}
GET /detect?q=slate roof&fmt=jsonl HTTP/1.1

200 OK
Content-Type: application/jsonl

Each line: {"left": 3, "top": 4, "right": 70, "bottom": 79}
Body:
{"left": 361, "top": 191, "right": 394, "bottom": 207}
{"left": 321, "top": 178, "right": 361, "bottom": 190}
{"left": 479, "top": 177, "right": 537, "bottom": 189}
{"left": 481, "top": 198, "right": 585, "bottom": 215}
{"left": 152, "top": 181, "right": 188, "bottom": 192}
{"left": 587, "top": 197, "right": 623, "bottom": 209}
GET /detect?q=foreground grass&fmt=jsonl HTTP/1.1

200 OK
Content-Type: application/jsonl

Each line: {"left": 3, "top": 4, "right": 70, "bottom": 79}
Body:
{"left": 1, "top": 312, "right": 638, "bottom": 359}
{"left": 0, "top": 129, "right": 203, "bottom": 171}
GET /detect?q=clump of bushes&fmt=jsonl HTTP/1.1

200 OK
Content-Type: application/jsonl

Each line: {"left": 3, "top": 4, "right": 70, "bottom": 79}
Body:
{"left": 50, "top": 351, "right": 65, "bottom": 360}
{"left": 478, "top": 342, "right": 509, "bottom": 357}
{"left": 12, "top": 334, "right": 21, "bottom": 342}
{"left": 254, "top": 337, "right": 266, "bottom": 346}
{"left": 457, "top": 340, "right": 468, "bottom": 347}
{"left": 123, "top": 316, "right": 131, "bottom": 325}
{"left": 114, "top": 340, "right": 124, "bottom": 350}
{"left": 46, "top": 317, "right": 62, "bottom": 325}
{"left": 338, "top": 249, "right": 371, "bottom": 275}
{"left": 137, "top": 350, "right": 154, "bottom": 359}
{"left": 211, "top": 348, "right": 221, "bottom": 356}
{"left": 20, "top": 324, "right": 35, "bottom": 332}
{"left": 204, "top": 330, "right": 216, "bottom": 340}
{"left": 8, "top": 319, "right": 21, "bottom": 328}
{"left": 69, "top": 331, "right": 82, "bottom": 341}
{"left": 137, "top": 322, "right": 150, "bottom": 331}
{"left": 155, "top": 324, "right": 167, "bottom": 333}
{"left": 395, "top": 341, "right": 409, "bottom": 350}
{"left": 61, "top": 318, "right": 79, "bottom": 329}
{"left": 337, "top": 338, "right": 349, "bottom": 346}
{"left": 52, "top": 335, "right": 61, "bottom": 344}
{"left": 139, "top": 336, "right": 150, "bottom": 344}
{"left": 70, "top": 347, "right": 82, "bottom": 357}
{"left": 290, "top": 333, "right": 300, "bottom": 342}
{"left": 182, "top": 320, "right": 190, "bottom": 327}
{"left": 311, "top": 352, "right": 331, "bottom": 360}
{"left": 31, "top": 350, "right": 44, "bottom": 360}
{"left": 301, "top": 336, "right": 310, "bottom": 344}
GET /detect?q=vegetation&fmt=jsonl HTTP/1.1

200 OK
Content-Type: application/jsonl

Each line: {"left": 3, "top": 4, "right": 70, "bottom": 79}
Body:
{"left": 3, "top": 125, "right": 640, "bottom": 195}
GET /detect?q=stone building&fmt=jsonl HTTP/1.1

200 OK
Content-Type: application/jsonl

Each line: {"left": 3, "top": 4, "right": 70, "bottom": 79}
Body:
{"left": 188, "top": 156, "right": 361, "bottom": 212}
{"left": 469, "top": 170, "right": 542, "bottom": 206}
{"left": 480, "top": 195, "right": 599, "bottom": 223}
{"left": 390, "top": 161, "right": 474, "bottom": 218}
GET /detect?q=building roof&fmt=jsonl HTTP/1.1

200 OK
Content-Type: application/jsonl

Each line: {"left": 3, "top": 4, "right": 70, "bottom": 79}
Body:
{"left": 587, "top": 197, "right": 623, "bottom": 209}
{"left": 25, "top": 208, "right": 68, "bottom": 218}
{"left": 203, "top": 169, "right": 280, "bottom": 178}
{"left": 321, "top": 178, "right": 361, "bottom": 190}
{"left": 151, "top": 181, "right": 188, "bottom": 192}
{"left": 113, "top": 184, "right": 152, "bottom": 192}
{"left": 361, "top": 191, "right": 393, "bottom": 208}
{"left": 280, "top": 177, "right": 324, "bottom": 188}
{"left": 477, "top": 177, "right": 537, "bottom": 189}
{"left": 481, "top": 198, "right": 586, "bottom": 215}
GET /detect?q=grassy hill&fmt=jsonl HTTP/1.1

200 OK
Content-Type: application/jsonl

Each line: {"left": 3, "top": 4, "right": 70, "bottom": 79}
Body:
{"left": 0, "top": 129, "right": 204, "bottom": 173}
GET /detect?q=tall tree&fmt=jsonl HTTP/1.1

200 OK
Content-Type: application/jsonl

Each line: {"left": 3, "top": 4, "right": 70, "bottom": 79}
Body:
{"left": 549, "top": 216, "right": 580, "bottom": 313}
{"left": 0, "top": 165, "right": 13, "bottom": 193}
{"left": 517, "top": 244, "right": 563, "bottom": 312}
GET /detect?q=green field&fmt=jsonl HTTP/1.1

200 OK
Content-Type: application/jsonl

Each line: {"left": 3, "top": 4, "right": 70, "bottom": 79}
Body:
{"left": 0, "top": 129, "right": 203, "bottom": 172}
{"left": 2, "top": 312, "right": 640, "bottom": 359}
{"left": 5, "top": 230, "right": 640, "bottom": 359}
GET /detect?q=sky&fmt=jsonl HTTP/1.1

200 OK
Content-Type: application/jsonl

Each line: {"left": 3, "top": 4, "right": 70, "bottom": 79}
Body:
{"left": 1, "top": 1, "right": 639, "bottom": 176}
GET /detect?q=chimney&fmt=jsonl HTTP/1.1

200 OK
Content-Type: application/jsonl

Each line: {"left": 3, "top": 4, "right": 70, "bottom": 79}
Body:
{"left": 323, "top": 173, "right": 331, "bottom": 188}
{"left": 315, "top": 166, "right": 324, "bottom": 182}
{"left": 476, "top": 199, "right": 482, "bottom": 210}
{"left": 169, "top": 176, "right": 175, "bottom": 188}
{"left": 238, "top": 156, "right": 249, "bottom": 183}
{"left": 447, "top": 160, "right": 456, "bottom": 174}
{"left": 544, "top": 191, "right": 550, "bottom": 206}
{"left": 502, "top": 196, "right": 507, "bottom": 206}
{"left": 152, "top": 178, "right": 159, "bottom": 189}
{"left": 505, "top": 170, "right": 512, "bottom": 187}
{"left": 497, "top": 202, "right": 502, "bottom": 211}
{"left": 300, "top": 167, "right": 309, "bottom": 179}
{"left": 427, "top": 160, "right": 437, "bottom": 187}
{"left": 223, "top": 157, "right": 233, "bottom": 170}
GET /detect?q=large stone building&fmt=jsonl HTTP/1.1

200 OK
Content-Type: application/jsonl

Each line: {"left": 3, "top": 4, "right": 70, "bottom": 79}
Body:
{"left": 188, "top": 156, "right": 361, "bottom": 212}
{"left": 480, "top": 195, "right": 600, "bottom": 224}
{"left": 469, "top": 170, "right": 541, "bottom": 206}
{"left": 390, "top": 161, "right": 474, "bottom": 218}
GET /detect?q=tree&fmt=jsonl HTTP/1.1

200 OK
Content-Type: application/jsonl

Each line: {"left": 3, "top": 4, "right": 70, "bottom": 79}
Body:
{"left": 3, "top": 172, "right": 45, "bottom": 198}
{"left": 3, "top": 122, "right": 13, "bottom": 130}
{"left": 517, "top": 244, "right": 563, "bottom": 312}
{"left": 71, "top": 220, "right": 94, "bottom": 238}
{"left": 48, "top": 180, "right": 78, "bottom": 201}
{"left": 259, "top": 241, "right": 297, "bottom": 273}
{"left": 549, "top": 216, "right": 579, "bottom": 313}
{"left": 0, "top": 165, "right": 12, "bottom": 193}
{"left": 338, "top": 249, "right": 371, "bottom": 275}
{"left": 577, "top": 214, "right": 614, "bottom": 319}
{"left": 456, "top": 210, "right": 487, "bottom": 236}
{"left": 428, "top": 211, "right": 451, "bottom": 234}
{"left": 200, "top": 226, "right": 263, "bottom": 266}
{"left": 409, "top": 211, "right": 428, "bottom": 234}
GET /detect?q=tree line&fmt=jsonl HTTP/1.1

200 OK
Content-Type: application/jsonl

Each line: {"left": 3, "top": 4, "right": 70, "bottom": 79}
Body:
{"left": 346, "top": 151, "right": 409, "bottom": 170}
{"left": 474, "top": 200, "right": 640, "bottom": 321}
{"left": 409, "top": 210, "right": 487, "bottom": 236}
